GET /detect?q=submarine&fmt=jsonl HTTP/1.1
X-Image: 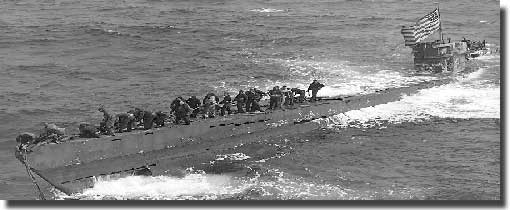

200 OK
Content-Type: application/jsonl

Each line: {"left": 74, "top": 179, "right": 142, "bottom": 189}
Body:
{"left": 14, "top": 77, "right": 461, "bottom": 196}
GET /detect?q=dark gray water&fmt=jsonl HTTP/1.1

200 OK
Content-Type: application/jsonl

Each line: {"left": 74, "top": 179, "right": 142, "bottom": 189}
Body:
{"left": 0, "top": 0, "right": 500, "bottom": 200}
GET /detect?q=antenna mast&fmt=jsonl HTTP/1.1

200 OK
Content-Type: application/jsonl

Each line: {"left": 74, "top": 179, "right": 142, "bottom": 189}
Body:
{"left": 436, "top": 2, "right": 443, "bottom": 41}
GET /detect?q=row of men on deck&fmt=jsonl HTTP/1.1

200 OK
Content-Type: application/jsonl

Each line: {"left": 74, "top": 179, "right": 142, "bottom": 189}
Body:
{"left": 16, "top": 80, "right": 325, "bottom": 147}
{"left": 89, "top": 80, "right": 325, "bottom": 137}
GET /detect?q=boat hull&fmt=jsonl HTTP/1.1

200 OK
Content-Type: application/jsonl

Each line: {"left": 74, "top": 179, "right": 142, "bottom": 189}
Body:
{"left": 17, "top": 78, "right": 456, "bottom": 195}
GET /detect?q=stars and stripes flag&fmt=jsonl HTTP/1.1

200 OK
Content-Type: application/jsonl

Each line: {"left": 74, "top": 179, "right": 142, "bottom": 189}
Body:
{"left": 401, "top": 8, "right": 441, "bottom": 46}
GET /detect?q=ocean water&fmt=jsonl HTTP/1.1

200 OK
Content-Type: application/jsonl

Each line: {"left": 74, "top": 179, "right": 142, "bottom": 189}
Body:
{"left": 0, "top": 0, "right": 500, "bottom": 200}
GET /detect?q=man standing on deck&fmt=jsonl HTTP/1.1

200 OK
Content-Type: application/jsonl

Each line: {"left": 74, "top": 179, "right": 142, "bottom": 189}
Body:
{"left": 281, "top": 86, "right": 289, "bottom": 106}
{"left": 245, "top": 88, "right": 255, "bottom": 112}
{"left": 234, "top": 90, "right": 247, "bottom": 113}
{"left": 268, "top": 86, "right": 282, "bottom": 110}
{"left": 307, "top": 80, "right": 325, "bottom": 102}
{"left": 275, "top": 86, "right": 283, "bottom": 109}
{"left": 98, "top": 106, "right": 115, "bottom": 135}
{"left": 287, "top": 87, "right": 294, "bottom": 106}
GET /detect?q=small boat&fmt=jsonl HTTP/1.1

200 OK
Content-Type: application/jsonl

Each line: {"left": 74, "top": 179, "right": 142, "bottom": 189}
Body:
{"left": 401, "top": 6, "right": 487, "bottom": 72}
{"left": 463, "top": 39, "right": 490, "bottom": 58}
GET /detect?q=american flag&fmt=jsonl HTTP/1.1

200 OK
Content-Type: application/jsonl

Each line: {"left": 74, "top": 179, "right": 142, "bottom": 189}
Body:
{"left": 401, "top": 8, "right": 441, "bottom": 46}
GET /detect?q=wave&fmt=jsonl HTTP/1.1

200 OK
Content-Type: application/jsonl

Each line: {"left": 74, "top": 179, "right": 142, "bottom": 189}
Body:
{"left": 84, "top": 27, "right": 141, "bottom": 38}
{"left": 253, "top": 58, "right": 438, "bottom": 97}
{"left": 97, "top": 5, "right": 143, "bottom": 12}
{"left": 316, "top": 67, "right": 500, "bottom": 129}
{"left": 472, "top": 53, "right": 500, "bottom": 62}
{"left": 81, "top": 24, "right": 158, "bottom": 39}
{"left": 269, "top": 35, "right": 323, "bottom": 47}
{"left": 55, "top": 173, "right": 245, "bottom": 200}
{"left": 250, "top": 8, "right": 284, "bottom": 13}
{"left": 54, "top": 167, "right": 426, "bottom": 200}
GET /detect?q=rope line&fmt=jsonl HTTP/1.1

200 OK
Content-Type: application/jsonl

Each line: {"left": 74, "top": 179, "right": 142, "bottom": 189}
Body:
{"left": 21, "top": 152, "right": 46, "bottom": 200}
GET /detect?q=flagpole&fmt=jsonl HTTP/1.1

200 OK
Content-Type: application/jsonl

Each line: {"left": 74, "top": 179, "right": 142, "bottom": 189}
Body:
{"left": 436, "top": 2, "right": 443, "bottom": 41}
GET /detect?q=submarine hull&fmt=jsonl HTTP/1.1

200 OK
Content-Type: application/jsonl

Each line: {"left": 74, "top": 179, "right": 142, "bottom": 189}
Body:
{"left": 17, "top": 78, "right": 455, "bottom": 195}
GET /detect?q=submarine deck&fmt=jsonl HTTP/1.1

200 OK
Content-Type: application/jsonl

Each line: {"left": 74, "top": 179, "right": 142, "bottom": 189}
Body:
{"left": 18, "top": 77, "right": 454, "bottom": 195}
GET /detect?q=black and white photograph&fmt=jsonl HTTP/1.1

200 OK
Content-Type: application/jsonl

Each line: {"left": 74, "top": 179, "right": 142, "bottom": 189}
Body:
{"left": 0, "top": 0, "right": 501, "bottom": 203}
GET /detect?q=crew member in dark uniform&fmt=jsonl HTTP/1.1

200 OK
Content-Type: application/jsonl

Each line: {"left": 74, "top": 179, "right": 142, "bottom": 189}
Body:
{"left": 291, "top": 88, "right": 306, "bottom": 103}
{"left": 234, "top": 90, "right": 247, "bottom": 113}
{"left": 253, "top": 88, "right": 266, "bottom": 100}
{"left": 186, "top": 96, "right": 201, "bottom": 118}
{"left": 98, "top": 106, "right": 115, "bottom": 135}
{"left": 16, "top": 132, "right": 38, "bottom": 150}
{"left": 220, "top": 92, "right": 233, "bottom": 116}
{"left": 307, "top": 80, "right": 325, "bottom": 102}
{"left": 128, "top": 107, "right": 144, "bottom": 128}
{"left": 39, "top": 123, "right": 66, "bottom": 142}
{"left": 281, "top": 86, "right": 290, "bottom": 106}
{"left": 268, "top": 86, "right": 282, "bottom": 110}
{"left": 154, "top": 111, "right": 168, "bottom": 127}
{"left": 203, "top": 93, "right": 219, "bottom": 104}
{"left": 175, "top": 98, "right": 192, "bottom": 125}
{"left": 203, "top": 93, "right": 220, "bottom": 118}
{"left": 251, "top": 88, "right": 265, "bottom": 112}
{"left": 142, "top": 110, "right": 155, "bottom": 130}
{"left": 287, "top": 87, "right": 295, "bottom": 106}
{"left": 245, "top": 88, "right": 255, "bottom": 112}
{"left": 79, "top": 123, "right": 100, "bottom": 138}
{"left": 201, "top": 94, "right": 214, "bottom": 118}
{"left": 116, "top": 113, "right": 130, "bottom": 132}
{"left": 170, "top": 97, "right": 184, "bottom": 114}
{"left": 126, "top": 112, "right": 136, "bottom": 131}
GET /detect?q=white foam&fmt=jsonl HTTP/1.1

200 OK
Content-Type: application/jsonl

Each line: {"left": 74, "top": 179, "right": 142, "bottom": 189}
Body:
{"left": 215, "top": 153, "right": 251, "bottom": 161}
{"left": 250, "top": 169, "right": 424, "bottom": 200}
{"left": 213, "top": 59, "right": 439, "bottom": 98}
{"left": 316, "top": 70, "right": 436, "bottom": 97}
{"left": 250, "top": 8, "right": 284, "bottom": 13}
{"left": 255, "top": 59, "right": 437, "bottom": 97}
{"left": 318, "top": 68, "right": 500, "bottom": 128}
{"left": 474, "top": 53, "right": 500, "bottom": 62}
{"left": 56, "top": 173, "right": 249, "bottom": 200}
{"left": 53, "top": 166, "right": 426, "bottom": 200}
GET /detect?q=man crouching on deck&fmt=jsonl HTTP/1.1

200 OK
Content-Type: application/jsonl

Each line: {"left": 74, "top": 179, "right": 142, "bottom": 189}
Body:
{"left": 98, "top": 105, "right": 115, "bottom": 136}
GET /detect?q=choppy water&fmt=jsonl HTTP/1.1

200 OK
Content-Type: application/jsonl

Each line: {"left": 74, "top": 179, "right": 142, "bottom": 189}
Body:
{"left": 0, "top": 0, "right": 500, "bottom": 200}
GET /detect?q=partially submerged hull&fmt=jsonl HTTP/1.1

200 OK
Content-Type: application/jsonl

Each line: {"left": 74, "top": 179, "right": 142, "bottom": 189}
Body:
{"left": 16, "top": 77, "right": 456, "bottom": 195}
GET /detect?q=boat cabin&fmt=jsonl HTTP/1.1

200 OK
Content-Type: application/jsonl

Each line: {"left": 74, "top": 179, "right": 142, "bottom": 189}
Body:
{"left": 411, "top": 40, "right": 468, "bottom": 72}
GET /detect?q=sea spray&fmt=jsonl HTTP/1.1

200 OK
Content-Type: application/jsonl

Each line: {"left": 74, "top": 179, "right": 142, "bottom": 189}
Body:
{"left": 316, "top": 67, "right": 500, "bottom": 129}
